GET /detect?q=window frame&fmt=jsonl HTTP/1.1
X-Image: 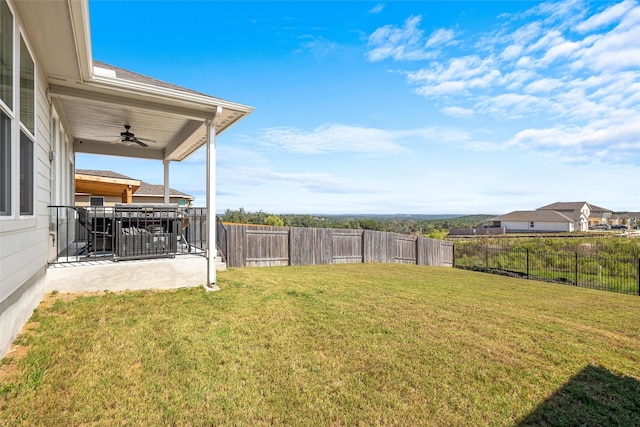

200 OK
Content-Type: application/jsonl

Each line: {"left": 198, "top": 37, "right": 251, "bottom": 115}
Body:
{"left": 0, "top": 0, "right": 13, "bottom": 217}
{"left": 0, "top": 0, "right": 37, "bottom": 221}
{"left": 18, "top": 32, "right": 35, "bottom": 217}
{"left": 0, "top": 108, "right": 11, "bottom": 215}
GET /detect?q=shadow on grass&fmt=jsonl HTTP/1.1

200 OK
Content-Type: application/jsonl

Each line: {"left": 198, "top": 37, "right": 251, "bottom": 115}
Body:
{"left": 517, "top": 365, "right": 640, "bottom": 426}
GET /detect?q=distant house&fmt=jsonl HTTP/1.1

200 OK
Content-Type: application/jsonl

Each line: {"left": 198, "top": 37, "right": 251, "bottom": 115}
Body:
{"left": 612, "top": 212, "right": 640, "bottom": 227}
{"left": 586, "top": 205, "right": 613, "bottom": 227}
{"left": 489, "top": 210, "right": 579, "bottom": 233}
{"left": 75, "top": 169, "right": 194, "bottom": 207}
{"left": 490, "top": 201, "right": 613, "bottom": 233}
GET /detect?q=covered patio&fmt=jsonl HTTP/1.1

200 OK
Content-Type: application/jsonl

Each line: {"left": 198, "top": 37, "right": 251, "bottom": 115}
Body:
{"left": 46, "top": 60, "right": 252, "bottom": 289}
{"left": 19, "top": 0, "right": 254, "bottom": 290}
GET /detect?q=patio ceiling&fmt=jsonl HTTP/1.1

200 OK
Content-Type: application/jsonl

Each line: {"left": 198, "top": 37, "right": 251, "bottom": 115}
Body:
{"left": 49, "top": 65, "right": 253, "bottom": 162}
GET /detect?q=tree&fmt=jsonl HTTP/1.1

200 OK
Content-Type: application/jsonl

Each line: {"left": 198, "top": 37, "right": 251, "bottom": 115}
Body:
{"left": 264, "top": 215, "right": 285, "bottom": 227}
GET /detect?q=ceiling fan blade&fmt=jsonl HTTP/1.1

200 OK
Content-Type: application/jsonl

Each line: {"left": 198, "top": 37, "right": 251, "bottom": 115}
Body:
{"left": 133, "top": 139, "right": 148, "bottom": 148}
{"left": 134, "top": 137, "right": 157, "bottom": 144}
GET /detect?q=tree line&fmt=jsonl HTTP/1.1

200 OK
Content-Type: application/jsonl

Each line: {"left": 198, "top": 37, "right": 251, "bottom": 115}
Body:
{"left": 219, "top": 208, "right": 493, "bottom": 239}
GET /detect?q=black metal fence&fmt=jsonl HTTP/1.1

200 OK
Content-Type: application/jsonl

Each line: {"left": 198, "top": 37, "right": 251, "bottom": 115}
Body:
{"left": 454, "top": 244, "right": 640, "bottom": 296}
{"left": 48, "top": 205, "right": 208, "bottom": 264}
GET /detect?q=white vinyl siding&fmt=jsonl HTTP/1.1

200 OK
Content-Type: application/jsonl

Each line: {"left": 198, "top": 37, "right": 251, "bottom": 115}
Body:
{"left": 501, "top": 221, "right": 573, "bottom": 233}
{"left": 0, "top": 63, "right": 51, "bottom": 300}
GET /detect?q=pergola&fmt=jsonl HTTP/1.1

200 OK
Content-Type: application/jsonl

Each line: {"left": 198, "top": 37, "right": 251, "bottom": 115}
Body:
{"left": 15, "top": 1, "right": 254, "bottom": 288}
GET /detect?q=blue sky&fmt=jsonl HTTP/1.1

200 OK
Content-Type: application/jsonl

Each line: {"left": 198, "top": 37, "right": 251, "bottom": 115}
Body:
{"left": 79, "top": 0, "right": 640, "bottom": 214}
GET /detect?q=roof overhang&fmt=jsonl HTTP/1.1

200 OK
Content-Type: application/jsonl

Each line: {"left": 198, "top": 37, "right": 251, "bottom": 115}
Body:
{"left": 13, "top": 0, "right": 92, "bottom": 83}
{"left": 49, "top": 75, "right": 253, "bottom": 161}
{"left": 16, "top": 0, "right": 253, "bottom": 162}
{"left": 75, "top": 173, "right": 141, "bottom": 197}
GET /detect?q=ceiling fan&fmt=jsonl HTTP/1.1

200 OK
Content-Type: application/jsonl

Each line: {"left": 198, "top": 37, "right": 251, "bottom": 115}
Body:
{"left": 113, "top": 125, "right": 157, "bottom": 148}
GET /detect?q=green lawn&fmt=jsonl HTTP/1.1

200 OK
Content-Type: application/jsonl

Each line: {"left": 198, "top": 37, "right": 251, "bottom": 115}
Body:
{"left": 2, "top": 264, "right": 640, "bottom": 426}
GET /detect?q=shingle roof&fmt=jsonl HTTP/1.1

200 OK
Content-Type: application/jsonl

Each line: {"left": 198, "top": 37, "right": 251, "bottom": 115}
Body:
{"left": 93, "top": 60, "right": 210, "bottom": 98}
{"left": 588, "top": 204, "right": 613, "bottom": 213}
{"left": 490, "top": 210, "right": 575, "bottom": 222}
{"left": 76, "top": 169, "right": 134, "bottom": 180}
{"left": 537, "top": 201, "right": 589, "bottom": 211}
{"left": 75, "top": 169, "right": 193, "bottom": 200}
{"left": 135, "top": 182, "right": 194, "bottom": 200}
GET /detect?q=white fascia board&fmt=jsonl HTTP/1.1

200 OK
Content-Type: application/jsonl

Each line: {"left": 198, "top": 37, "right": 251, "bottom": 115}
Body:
{"left": 88, "top": 75, "right": 254, "bottom": 117}
{"left": 68, "top": 0, "right": 93, "bottom": 82}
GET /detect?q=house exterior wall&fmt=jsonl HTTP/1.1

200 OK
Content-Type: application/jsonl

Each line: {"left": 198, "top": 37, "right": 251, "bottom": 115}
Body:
{"left": 501, "top": 221, "right": 574, "bottom": 233}
{"left": 588, "top": 215, "right": 609, "bottom": 227}
{"left": 0, "top": 2, "right": 72, "bottom": 357}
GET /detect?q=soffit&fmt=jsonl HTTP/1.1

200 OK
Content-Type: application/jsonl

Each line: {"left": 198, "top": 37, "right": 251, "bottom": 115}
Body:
{"left": 50, "top": 78, "right": 252, "bottom": 162}
{"left": 13, "top": 0, "right": 89, "bottom": 82}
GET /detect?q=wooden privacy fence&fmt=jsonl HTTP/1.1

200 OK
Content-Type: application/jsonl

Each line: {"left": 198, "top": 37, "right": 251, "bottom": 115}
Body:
{"left": 220, "top": 224, "right": 454, "bottom": 268}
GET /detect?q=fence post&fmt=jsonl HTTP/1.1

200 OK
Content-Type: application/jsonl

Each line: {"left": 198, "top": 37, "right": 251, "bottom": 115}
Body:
{"left": 288, "top": 227, "right": 292, "bottom": 266}
{"left": 485, "top": 245, "right": 488, "bottom": 270}
{"left": 452, "top": 243, "right": 456, "bottom": 268}
{"left": 526, "top": 249, "right": 529, "bottom": 278}
{"left": 575, "top": 252, "right": 578, "bottom": 286}
{"left": 637, "top": 258, "right": 640, "bottom": 297}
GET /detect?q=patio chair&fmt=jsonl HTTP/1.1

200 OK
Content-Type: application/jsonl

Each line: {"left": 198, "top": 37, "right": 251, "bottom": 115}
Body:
{"left": 72, "top": 207, "right": 113, "bottom": 256}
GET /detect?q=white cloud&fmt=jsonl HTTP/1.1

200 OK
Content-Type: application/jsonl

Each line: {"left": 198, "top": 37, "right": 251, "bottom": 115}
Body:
{"left": 540, "top": 39, "right": 580, "bottom": 64}
{"left": 366, "top": 0, "right": 640, "bottom": 168}
{"left": 502, "top": 69, "right": 537, "bottom": 90}
{"left": 425, "top": 28, "right": 456, "bottom": 48}
{"left": 258, "top": 123, "right": 408, "bottom": 155}
{"left": 575, "top": 0, "right": 636, "bottom": 32}
{"left": 366, "top": 16, "right": 455, "bottom": 61}
{"left": 508, "top": 120, "right": 640, "bottom": 164}
{"left": 501, "top": 44, "right": 523, "bottom": 60}
{"left": 367, "top": 15, "right": 436, "bottom": 61}
{"left": 407, "top": 55, "right": 500, "bottom": 96}
{"left": 477, "top": 93, "right": 553, "bottom": 120}
{"left": 297, "top": 36, "right": 337, "bottom": 59}
{"left": 576, "top": 22, "right": 640, "bottom": 71}
{"left": 524, "top": 77, "right": 564, "bottom": 93}
{"left": 442, "top": 106, "right": 474, "bottom": 118}
{"left": 368, "top": 3, "right": 385, "bottom": 14}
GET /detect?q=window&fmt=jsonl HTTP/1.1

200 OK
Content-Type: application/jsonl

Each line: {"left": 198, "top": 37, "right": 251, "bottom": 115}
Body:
{"left": 0, "top": 0, "right": 11, "bottom": 216}
{"left": 19, "top": 130, "right": 32, "bottom": 215}
{"left": 0, "top": 0, "right": 12, "bottom": 110}
{"left": 0, "top": 1, "right": 36, "bottom": 218}
{"left": 530, "top": 221, "right": 534, "bottom": 228}
{"left": 89, "top": 196, "right": 104, "bottom": 206}
{"left": 19, "top": 36, "right": 33, "bottom": 134}
{"left": 0, "top": 110, "right": 9, "bottom": 215}
{"left": 19, "top": 35, "right": 35, "bottom": 215}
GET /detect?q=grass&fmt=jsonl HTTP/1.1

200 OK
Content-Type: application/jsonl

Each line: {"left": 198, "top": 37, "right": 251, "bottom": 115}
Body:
{"left": 1, "top": 263, "right": 640, "bottom": 426}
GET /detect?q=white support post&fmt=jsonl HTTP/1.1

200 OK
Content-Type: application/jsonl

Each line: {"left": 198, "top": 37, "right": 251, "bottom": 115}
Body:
{"left": 205, "top": 109, "right": 221, "bottom": 291}
{"left": 163, "top": 160, "right": 170, "bottom": 204}
{"left": 162, "top": 160, "right": 171, "bottom": 205}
